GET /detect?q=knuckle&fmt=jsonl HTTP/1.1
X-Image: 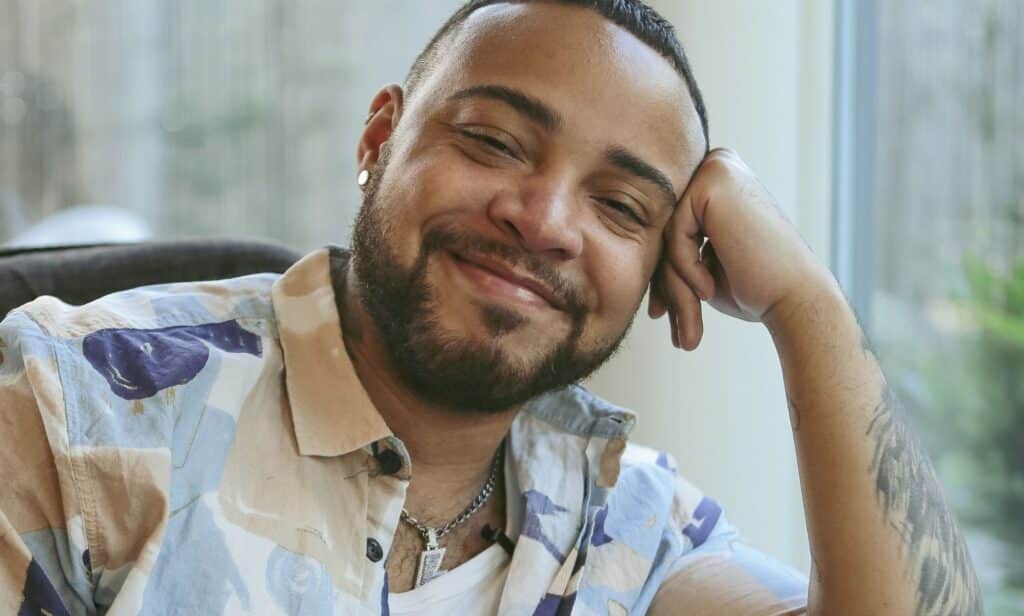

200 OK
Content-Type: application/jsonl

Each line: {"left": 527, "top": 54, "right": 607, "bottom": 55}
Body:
{"left": 703, "top": 148, "right": 748, "bottom": 179}
{"left": 701, "top": 156, "right": 732, "bottom": 179}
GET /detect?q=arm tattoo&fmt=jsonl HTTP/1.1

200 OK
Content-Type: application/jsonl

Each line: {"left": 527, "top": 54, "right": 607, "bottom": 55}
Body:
{"left": 866, "top": 385, "right": 984, "bottom": 615}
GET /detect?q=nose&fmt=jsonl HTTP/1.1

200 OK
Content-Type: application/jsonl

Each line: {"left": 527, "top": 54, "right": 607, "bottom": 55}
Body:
{"left": 487, "top": 179, "right": 583, "bottom": 260}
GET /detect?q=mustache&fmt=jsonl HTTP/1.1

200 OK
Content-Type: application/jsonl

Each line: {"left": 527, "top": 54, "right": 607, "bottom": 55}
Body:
{"left": 421, "top": 224, "right": 588, "bottom": 317}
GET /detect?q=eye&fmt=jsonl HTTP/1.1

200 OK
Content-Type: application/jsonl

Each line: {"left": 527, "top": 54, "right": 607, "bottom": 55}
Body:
{"left": 597, "top": 198, "right": 645, "bottom": 225}
{"left": 459, "top": 129, "right": 519, "bottom": 159}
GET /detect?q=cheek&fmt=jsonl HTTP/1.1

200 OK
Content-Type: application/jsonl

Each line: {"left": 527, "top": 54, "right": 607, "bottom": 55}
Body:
{"left": 377, "top": 143, "right": 499, "bottom": 258}
{"left": 585, "top": 244, "right": 652, "bottom": 333}
{"left": 371, "top": 152, "right": 450, "bottom": 265}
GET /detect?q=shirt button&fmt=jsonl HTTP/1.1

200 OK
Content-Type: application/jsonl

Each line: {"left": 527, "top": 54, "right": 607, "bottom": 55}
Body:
{"left": 366, "top": 538, "right": 384, "bottom": 563}
{"left": 374, "top": 448, "right": 403, "bottom": 475}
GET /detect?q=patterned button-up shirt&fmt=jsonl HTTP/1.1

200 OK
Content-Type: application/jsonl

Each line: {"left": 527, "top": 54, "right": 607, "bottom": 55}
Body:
{"left": 0, "top": 248, "right": 808, "bottom": 615}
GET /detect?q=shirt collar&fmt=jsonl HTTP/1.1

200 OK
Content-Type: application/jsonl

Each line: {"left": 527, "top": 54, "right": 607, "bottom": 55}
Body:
{"left": 270, "top": 248, "right": 391, "bottom": 457}
{"left": 269, "top": 247, "right": 639, "bottom": 458}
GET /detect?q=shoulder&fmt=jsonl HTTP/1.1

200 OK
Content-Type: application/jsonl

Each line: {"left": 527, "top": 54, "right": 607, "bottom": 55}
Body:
{"left": 6, "top": 272, "right": 280, "bottom": 340}
{"left": 607, "top": 443, "right": 724, "bottom": 551}
{"left": 1, "top": 273, "right": 280, "bottom": 446}
{"left": 595, "top": 443, "right": 808, "bottom": 613}
{"left": 573, "top": 434, "right": 743, "bottom": 612}
{"left": 634, "top": 449, "right": 809, "bottom": 614}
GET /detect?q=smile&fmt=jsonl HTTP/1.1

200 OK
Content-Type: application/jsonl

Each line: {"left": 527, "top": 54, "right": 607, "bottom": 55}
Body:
{"left": 447, "top": 250, "right": 560, "bottom": 311}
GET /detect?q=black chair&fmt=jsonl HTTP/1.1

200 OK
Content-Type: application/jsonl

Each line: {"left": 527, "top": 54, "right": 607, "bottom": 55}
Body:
{"left": 0, "top": 239, "right": 303, "bottom": 317}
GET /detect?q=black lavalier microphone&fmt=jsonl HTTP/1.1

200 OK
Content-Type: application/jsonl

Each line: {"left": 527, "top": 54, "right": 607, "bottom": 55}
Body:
{"left": 482, "top": 524, "right": 516, "bottom": 557}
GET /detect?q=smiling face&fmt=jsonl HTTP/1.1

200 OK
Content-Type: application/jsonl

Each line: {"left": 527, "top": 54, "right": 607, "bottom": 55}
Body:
{"left": 351, "top": 1, "right": 706, "bottom": 412}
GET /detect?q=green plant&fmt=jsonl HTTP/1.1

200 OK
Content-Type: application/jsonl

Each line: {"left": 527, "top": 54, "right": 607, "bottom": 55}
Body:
{"left": 923, "top": 254, "right": 1024, "bottom": 589}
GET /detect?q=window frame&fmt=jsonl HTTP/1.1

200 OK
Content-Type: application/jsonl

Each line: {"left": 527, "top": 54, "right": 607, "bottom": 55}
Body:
{"left": 831, "top": 0, "right": 880, "bottom": 329}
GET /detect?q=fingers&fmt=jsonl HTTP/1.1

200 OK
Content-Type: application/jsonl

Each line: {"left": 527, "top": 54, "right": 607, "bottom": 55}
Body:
{"left": 666, "top": 192, "right": 716, "bottom": 301}
{"left": 665, "top": 233, "right": 715, "bottom": 301}
{"left": 655, "top": 264, "right": 704, "bottom": 351}
{"left": 701, "top": 240, "right": 726, "bottom": 284}
{"left": 648, "top": 167, "right": 721, "bottom": 350}
{"left": 648, "top": 276, "right": 668, "bottom": 319}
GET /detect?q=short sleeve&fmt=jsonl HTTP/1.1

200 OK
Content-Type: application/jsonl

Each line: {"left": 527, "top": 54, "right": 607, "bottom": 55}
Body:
{"left": 650, "top": 474, "right": 809, "bottom": 616}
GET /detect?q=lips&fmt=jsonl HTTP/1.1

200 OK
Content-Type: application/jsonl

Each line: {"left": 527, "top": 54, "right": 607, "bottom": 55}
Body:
{"left": 448, "top": 250, "right": 563, "bottom": 310}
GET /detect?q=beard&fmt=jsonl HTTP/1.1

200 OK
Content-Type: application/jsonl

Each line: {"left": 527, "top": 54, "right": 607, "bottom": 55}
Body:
{"left": 349, "top": 146, "right": 634, "bottom": 413}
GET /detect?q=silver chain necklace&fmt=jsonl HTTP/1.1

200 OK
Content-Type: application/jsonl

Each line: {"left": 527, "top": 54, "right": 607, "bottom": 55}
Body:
{"left": 400, "top": 442, "right": 505, "bottom": 587}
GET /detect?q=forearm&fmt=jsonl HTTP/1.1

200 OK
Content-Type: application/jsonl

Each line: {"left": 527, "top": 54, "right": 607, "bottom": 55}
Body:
{"left": 764, "top": 274, "right": 982, "bottom": 615}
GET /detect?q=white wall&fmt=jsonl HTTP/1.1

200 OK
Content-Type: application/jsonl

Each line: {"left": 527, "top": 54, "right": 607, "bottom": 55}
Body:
{"left": 585, "top": 0, "right": 836, "bottom": 573}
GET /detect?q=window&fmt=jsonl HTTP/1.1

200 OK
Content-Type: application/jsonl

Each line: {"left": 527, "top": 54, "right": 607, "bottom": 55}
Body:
{"left": 835, "top": 0, "right": 1024, "bottom": 612}
{"left": 0, "top": 1, "right": 463, "bottom": 249}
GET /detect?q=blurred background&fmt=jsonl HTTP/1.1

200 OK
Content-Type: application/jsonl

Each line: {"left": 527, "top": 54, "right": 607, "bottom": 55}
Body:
{"left": 1, "top": 1, "right": 1021, "bottom": 612}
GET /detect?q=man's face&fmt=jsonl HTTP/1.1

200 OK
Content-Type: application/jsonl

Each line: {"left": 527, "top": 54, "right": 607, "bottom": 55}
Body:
{"left": 352, "top": 2, "right": 705, "bottom": 412}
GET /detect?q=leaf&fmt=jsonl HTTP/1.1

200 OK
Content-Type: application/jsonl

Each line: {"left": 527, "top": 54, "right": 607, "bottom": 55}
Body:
{"left": 969, "top": 302, "right": 1024, "bottom": 346}
{"left": 962, "top": 254, "right": 998, "bottom": 306}
{"left": 1006, "top": 261, "right": 1024, "bottom": 315}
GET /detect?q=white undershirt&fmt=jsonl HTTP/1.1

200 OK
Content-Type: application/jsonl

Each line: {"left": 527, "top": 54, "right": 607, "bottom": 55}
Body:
{"left": 388, "top": 450, "right": 520, "bottom": 615}
{"left": 387, "top": 543, "right": 511, "bottom": 614}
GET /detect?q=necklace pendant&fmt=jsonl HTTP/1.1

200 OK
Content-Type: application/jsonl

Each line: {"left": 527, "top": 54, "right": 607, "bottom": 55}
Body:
{"left": 414, "top": 528, "right": 447, "bottom": 587}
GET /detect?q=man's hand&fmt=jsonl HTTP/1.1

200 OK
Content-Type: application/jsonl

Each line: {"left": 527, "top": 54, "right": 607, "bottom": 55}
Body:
{"left": 649, "top": 147, "right": 833, "bottom": 349}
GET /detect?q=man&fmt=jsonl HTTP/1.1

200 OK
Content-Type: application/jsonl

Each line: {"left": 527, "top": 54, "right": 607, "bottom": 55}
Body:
{"left": 0, "top": 0, "right": 982, "bottom": 614}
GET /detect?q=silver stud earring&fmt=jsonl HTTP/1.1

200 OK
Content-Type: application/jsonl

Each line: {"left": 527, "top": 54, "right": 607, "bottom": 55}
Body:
{"left": 357, "top": 169, "right": 370, "bottom": 187}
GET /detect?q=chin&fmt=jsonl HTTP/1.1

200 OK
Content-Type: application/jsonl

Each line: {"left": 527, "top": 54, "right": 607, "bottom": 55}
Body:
{"left": 435, "top": 301, "right": 560, "bottom": 353}
{"left": 441, "top": 291, "right": 563, "bottom": 336}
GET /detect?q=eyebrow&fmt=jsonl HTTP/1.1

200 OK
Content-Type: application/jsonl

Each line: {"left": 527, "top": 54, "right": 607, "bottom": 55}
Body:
{"left": 449, "top": 84, "right": 564, "bottom": 133}
{"left": 448, "top": 84, "right": 678, "bottom": 209}
{"left": 604, "top": 146, "right": 677, "bottom": 210}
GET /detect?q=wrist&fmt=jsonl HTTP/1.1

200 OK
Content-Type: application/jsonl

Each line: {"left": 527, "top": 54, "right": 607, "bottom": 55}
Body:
{"left": 763, "top": 268, "right": 850, "bottom": 341}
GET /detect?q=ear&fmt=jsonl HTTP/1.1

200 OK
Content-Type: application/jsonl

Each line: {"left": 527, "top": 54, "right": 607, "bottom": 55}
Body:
{"left": 357, "top": 84, "right": 405, "bottom": 171}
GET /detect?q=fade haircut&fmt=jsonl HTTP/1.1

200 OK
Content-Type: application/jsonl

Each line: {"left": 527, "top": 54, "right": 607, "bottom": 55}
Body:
{"left": 404, "top": 0, "right": 709, "bottom": 150}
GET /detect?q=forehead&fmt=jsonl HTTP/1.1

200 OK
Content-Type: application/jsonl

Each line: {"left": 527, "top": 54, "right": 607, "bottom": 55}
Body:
{"left": 411, "top": 2, "right": 705, "bottom": 177}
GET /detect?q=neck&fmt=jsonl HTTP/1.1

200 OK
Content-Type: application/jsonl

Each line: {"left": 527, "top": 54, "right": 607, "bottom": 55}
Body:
{"left": 336, "top": 258, "right": 516, "bottom": 508}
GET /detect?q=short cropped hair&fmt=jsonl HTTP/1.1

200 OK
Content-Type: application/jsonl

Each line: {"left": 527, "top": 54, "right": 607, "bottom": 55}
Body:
{"left": 404, "top": 0, "right": 709, "bottom": 149}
